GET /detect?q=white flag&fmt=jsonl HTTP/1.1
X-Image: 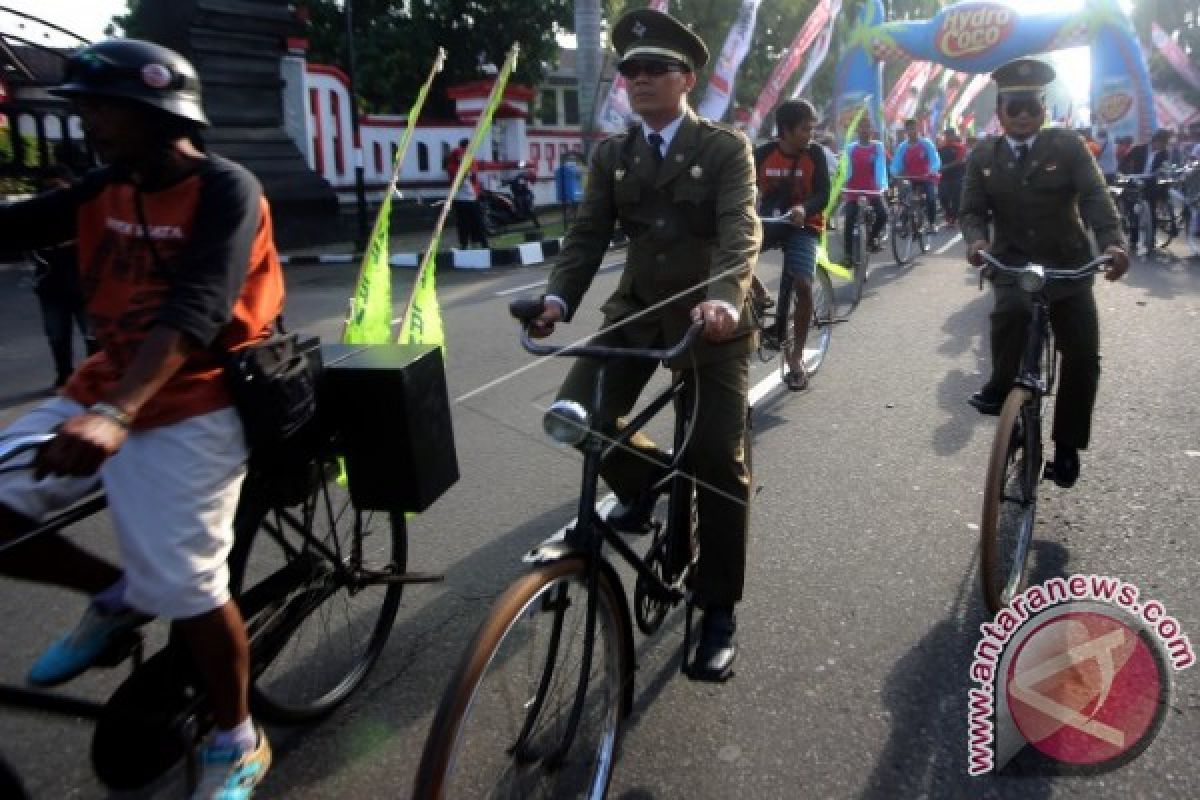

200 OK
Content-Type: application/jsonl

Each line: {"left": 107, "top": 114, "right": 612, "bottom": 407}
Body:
{"left": 697, "top": 0, "right": 763, "bottom": 122}
{"left": 789, "top": 11, "right": 837, "bottom": 101}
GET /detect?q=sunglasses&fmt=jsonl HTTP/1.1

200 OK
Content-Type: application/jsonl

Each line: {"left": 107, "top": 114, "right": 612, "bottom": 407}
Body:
{"left": 1001, "top": 94, "right": 1045, "bottom": 118}
{"left": 617, "top": 60, "right": 688, "bottom": 79}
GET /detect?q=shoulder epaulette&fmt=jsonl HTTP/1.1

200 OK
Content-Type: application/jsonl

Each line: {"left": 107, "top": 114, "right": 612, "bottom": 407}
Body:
{"left": 698, "top": 117, "right": 745, "bottom": 140}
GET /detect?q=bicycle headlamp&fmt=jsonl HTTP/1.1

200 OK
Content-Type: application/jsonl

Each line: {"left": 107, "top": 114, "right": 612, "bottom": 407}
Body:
{"left": 543, "top": 400, "right": 590, "bottom": 445}
{"left": 1018, "top": 265, "right": 1045, "bottom": 293}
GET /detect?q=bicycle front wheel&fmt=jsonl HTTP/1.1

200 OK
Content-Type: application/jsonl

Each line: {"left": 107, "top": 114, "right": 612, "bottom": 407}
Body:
{"left": 415, "top": 558, "right": 630, "bottom": 800}
{"left": 1154, "top": 204, "right": 1177, "bottom": 249}
{"left": 807, "top": 266, "right": 834, "bottom": 375}
{"left": 231, "top": 458, "right": 406, "bottom": 722}
{"left": 980, "top": 389, "right": 1040, "bottom": 615}
{"left": 891, "top": 209, "right": 916, "bottom": 265}
{"left": 850, "top": 221, "right": 868, "bottom": 309}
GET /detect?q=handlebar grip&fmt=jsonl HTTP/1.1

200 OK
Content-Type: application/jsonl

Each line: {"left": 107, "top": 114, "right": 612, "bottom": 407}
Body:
{"left": 509, "top": 295, "right": 545, "bottom": 323}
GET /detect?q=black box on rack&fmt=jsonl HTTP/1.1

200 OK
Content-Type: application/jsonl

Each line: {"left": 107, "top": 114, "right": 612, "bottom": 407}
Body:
{"left": 320, "top": 344, "right": 459, "bottom": 511}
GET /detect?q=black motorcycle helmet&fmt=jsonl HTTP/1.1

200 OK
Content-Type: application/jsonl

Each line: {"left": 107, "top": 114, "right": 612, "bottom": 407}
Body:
{"left": 51, "top": 38, "right": 209, "bottom": 128}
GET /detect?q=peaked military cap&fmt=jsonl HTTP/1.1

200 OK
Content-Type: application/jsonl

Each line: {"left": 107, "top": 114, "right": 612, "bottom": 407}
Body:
{"left": 612, "top": 9, "right": 709, "bottom": 71}
{"left": 991, "top": 58, "right": 1055, "bottom": 93}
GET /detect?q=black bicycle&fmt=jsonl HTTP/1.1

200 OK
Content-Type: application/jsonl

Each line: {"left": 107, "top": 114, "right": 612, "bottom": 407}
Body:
{"left": 1113, "top": 170, "right": 1183, "bottom": 253}
{"left": 888, "top": 178, "right": 931, "bottom": 266}
{"left": 752, "top": 216, "right": 835, "bottom": 380}
{"left": 0, "top": 407, "right": 432, "bottom": 792}
{"left": 977, "top": 252, "right": 1112, "bottom": 614}
{"left": 842, "top": 189, "right": 884, "bottom": 310}
{"left": 414, "top": 303, "right": 747, "bottom": 798}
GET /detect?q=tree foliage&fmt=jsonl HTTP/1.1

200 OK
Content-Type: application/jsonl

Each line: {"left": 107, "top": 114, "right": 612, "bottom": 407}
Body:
{"left": 301, "top": 0, "right": 572, "bottom": 116}
{"left": 105, "top": 0, "right": 979, "bottom": 129}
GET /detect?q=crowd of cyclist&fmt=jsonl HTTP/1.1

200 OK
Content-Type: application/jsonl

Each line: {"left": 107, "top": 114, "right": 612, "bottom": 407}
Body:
{"left": 792, "top": 115, "right": 1200, "bottom": 262}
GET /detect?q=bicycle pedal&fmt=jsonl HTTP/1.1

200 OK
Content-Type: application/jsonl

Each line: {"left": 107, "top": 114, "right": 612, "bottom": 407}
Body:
{"left": 379, "top": 570, "right": 445, "bottom": 585}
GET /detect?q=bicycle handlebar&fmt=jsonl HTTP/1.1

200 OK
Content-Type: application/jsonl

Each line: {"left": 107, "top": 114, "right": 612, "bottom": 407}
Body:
{"left": 977, "top": 252, "right": 1113, "bottom": 282}
{"left": 0, "top": 433, "right": 55, "bottom": 470}
{"left": 509, "top": 296, "right": 705, "bottom": 361}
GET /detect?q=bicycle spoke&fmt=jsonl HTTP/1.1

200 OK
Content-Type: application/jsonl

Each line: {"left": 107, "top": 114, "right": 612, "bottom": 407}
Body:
{"left": 423, "top": 562, "right": 624, "bottom": 800}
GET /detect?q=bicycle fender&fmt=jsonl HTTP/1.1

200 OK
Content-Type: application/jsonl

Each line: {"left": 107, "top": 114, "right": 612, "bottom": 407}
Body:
{"left": 522, "top": 533, "right": 636, "bottom": 718}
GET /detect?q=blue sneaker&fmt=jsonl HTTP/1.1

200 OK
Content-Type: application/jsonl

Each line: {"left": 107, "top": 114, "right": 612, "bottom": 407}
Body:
{"left": 27, "top": 604, "right": 148, "bottom": 687}
{"left": 191, "top": 727, "right": 272, "bottom": 800}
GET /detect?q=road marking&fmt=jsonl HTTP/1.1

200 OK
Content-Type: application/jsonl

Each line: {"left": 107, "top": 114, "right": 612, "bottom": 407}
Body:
{"left": 935, "top": 232, "right": 963, "bottom": 255}
{"left": 495, "top": 279, "right": 547, "bottom": 297}
{"left": 493, "top": 261, "right": 624, "bottom": 297}
{"left": 748, "top": 369, "right": 781, "bottom": 408}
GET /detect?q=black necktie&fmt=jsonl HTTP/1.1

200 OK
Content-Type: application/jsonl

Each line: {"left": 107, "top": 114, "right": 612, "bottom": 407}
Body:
{"left": 647, "top": 132, "right": 664, "bottom": 163}
{"left": 1015, "top": 142, "right": 1030, "bottom": 167}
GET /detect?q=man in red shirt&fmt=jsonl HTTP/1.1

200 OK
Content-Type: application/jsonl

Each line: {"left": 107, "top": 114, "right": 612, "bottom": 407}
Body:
{"left": 754, "top": 99, "right": 829, "bottom": 390}
{"left": 0, "top": 40, "right": 280, "bottom": 798}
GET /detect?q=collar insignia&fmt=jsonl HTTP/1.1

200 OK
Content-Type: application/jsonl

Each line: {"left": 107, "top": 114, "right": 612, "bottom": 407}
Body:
{"left": 632, "top": 21, "right": 647, "bottom": 38}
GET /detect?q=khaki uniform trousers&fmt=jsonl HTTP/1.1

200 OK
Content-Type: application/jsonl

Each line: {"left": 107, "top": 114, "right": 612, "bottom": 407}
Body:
{"left": 557, "top": 326, "right": 750, "bottom": 607}
{"left": 985, "top": 280, "right": 1100, "bottom": 450}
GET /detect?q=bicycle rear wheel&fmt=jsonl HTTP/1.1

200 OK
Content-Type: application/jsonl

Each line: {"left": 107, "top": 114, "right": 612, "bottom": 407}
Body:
{"left": 891, "top": 208, "right": 916, "bottom": 265}
{"left": 980, "top": 389, "right": 1040, "bottom": 615}
{"left": 415, "top": 558, "right": 630, "bottom": 800}
{"left": 231, "top": 458, "right": 406, "bottom": 722}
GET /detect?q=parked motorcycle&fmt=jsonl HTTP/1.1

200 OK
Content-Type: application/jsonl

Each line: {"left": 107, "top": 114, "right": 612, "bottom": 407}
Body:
{"left": 479, "top": 163, "right": 540, "bottom": 233}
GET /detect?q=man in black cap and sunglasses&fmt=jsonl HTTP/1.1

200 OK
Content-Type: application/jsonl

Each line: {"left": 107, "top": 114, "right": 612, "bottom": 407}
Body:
{"left": 961, "top": 57, "right": 1129, "bottom": 489}
{"left": 527, "top": 8, "right": 760, "bottom": 682}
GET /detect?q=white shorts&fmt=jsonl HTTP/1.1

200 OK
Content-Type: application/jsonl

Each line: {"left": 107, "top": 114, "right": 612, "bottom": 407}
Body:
{"left": 0, "top": 397, "right": 248, "bottom": 619}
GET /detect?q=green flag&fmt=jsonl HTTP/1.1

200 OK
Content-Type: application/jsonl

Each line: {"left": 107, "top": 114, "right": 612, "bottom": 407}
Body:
{"left": 343, "top": 48, "right": 446, "bottom": 344}
{"left": 398, "top": 45, "right": 520, "bottom": 347}
{"left": 816, "top": 104, "right": 869, "bottom": 282}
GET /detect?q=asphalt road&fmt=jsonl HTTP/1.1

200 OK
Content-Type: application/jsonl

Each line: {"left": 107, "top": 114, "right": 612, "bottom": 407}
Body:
{"left": 0, "top": 229, "right": 1197, "bottom": 799}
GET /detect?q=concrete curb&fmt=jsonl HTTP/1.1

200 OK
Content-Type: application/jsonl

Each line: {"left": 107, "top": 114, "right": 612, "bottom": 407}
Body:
{"left": 280, "top": 232, "right": 629, "bottom": 269}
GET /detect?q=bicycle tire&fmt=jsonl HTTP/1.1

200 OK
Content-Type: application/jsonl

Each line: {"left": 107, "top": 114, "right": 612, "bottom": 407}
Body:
{"left": 798, "top": 266, "right": 834, "bottom": 376}
{"left": 980, "top": 388, "right": 1040, "bottom": 615}
{"left": 0, "top": 752, "right": 27, "bottom": 800}
{"left": 414, "top": 558, "right": 630, "bottom": 800}
{"left": 891, "top": 208, "right": 915, "bottom": 265}
{"left": 1154, "top": 204, "right": 1177, "bottom": 249}
{"left": 231, "top": 458, "right": 406, "bottom": 723}
{"left": 850, "top": 220, "right": 868, "bottom": 309}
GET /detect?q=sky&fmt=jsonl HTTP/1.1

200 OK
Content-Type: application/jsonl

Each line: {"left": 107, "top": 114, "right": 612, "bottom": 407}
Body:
{"left": 1, "top": 0, "right": 1140, "bottom": 110}
{"left": 0, "top": 0, "right": 121, "bottom": 44}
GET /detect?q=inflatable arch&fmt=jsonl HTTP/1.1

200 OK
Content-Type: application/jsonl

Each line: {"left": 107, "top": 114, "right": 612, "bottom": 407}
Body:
{"left": 831, "top": 0, "right": 1156, "bottom": 143}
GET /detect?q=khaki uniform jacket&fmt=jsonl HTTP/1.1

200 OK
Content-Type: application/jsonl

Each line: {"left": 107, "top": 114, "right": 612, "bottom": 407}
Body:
{"left": 546, "top": 110, "right": 762, "bottom": 367}
{"left": 960, "top": 128, "right": 1124, "bottom": 276}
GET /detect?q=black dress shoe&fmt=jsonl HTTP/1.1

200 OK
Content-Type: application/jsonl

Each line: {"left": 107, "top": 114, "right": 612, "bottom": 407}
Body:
{"left": 1050, "top": 447, "right": 1080, "bottom": 488}
{"left": 968, "top": 390, "right": 1004, "bottom": 416}
{"left": 690, "top": 605, "right": 737, "bottom": 682}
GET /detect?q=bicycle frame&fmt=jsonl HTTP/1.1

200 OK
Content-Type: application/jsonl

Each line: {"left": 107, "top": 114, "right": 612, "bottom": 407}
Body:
{"left": 510, "top": 316, "right": 705, "bottom": 761}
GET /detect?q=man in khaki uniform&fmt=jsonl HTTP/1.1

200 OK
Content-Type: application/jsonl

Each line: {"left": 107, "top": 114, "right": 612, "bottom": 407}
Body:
{"left": 529, "top": 8, "right": 760, "bottom": 681}
{"left": 961, "top": 58, "right": 1129, "bottom": 488}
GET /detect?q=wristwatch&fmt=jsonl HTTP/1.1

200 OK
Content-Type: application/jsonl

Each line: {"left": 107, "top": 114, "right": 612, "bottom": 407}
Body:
{"left": 88, "top": 402, "right": 133, "bottom": 430}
